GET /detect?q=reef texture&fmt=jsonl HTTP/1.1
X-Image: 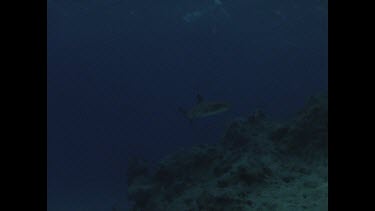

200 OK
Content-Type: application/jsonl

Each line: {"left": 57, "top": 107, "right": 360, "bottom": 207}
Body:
{"left": 126, "top": 95, "right": 328, "bottom": 211}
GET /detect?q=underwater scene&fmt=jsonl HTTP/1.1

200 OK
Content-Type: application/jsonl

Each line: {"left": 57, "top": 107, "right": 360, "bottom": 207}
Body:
{"left": 47, "top": 0, "right": 328, "bottom": 210}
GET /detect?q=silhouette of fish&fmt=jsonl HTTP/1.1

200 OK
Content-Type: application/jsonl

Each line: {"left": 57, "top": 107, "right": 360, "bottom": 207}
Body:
{"left": 179, "top": 94, "right": 229, "bottom": 121}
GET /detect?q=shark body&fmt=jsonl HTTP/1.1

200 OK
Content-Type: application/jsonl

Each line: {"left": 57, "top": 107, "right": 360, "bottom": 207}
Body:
{"left": 179, "top": 94, "right": 229, "bottom": 121}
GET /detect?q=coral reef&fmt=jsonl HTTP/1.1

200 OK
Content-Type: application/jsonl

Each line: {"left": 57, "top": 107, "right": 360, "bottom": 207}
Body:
{"left": 126, "top": 95, "right": 328, "bottom": 211}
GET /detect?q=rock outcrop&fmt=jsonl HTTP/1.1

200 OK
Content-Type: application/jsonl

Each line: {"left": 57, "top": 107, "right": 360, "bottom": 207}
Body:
{"left": 126, "top": 94, "right": 328, "bottom": 211}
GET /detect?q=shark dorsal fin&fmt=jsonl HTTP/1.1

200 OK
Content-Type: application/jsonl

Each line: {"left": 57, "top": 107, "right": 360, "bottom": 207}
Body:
{"left": 196, "top": 94, "right": 204, "bottom": 104}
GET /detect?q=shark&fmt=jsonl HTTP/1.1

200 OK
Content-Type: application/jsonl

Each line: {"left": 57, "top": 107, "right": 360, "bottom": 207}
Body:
{"left": 179, "top": 94, "right": 230, "bottom": 121}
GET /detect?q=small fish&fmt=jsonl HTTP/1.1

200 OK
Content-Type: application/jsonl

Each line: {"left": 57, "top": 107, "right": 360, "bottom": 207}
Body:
{"left": 179, "top": 94, "right": 229, "bottom": 121}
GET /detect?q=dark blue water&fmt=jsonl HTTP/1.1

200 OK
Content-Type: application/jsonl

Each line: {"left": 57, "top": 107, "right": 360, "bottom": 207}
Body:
{"left": 47, "top": 0, "right": 327, "bottom": 210}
